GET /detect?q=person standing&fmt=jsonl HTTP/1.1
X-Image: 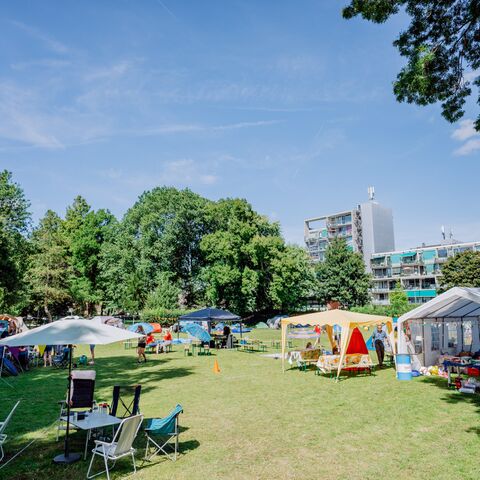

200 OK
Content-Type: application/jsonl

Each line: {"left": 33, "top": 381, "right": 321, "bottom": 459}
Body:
{"left": 43, "top": 345, "right": 53, "bottom": 367}
{"left": 89, "top": 344, "right": 96, "bottom": 365}
{"left": 372, "top": 324, "right": 388, "bottom": 367}
{"left": 137, "top": 326, "right": 147, "bottom": 363}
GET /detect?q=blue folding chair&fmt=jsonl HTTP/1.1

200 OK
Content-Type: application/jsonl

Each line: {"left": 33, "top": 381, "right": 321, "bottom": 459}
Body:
{"left": 144, "top": 404, "right": 183, "bottom": 462}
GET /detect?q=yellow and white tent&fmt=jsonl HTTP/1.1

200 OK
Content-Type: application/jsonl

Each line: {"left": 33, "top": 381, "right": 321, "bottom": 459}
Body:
{"left": 281, "top": 309, "right": 395, "bottom": 379}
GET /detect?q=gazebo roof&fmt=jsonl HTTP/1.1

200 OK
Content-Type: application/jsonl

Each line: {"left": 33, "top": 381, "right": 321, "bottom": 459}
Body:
{"left": 178, "top": 307, "right": 240, "bottom": 323}
{"left": 398, "top": 287, "right": 480, "bottom": 324}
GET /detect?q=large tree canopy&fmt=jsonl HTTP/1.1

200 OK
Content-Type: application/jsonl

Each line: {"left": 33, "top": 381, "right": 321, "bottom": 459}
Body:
{"left": 0, "top": 170, "right": 30, "bottom": 312}
{"left": 99, "top": 187, "right": 211, "bottom": 311}
{"left": 343, "top": 0, "right": 480, "bottom": 130}
{"left": 440, "top": 250, "right": 480, "bottom": 290}
{"left": 28, "top": 210, "right": 71, "bottom": 321}
{"left": 63, "top": 196, "right": 117, "bottom": 315}
{"left": 315, "top": 238, "right": 371, "bottom": 308}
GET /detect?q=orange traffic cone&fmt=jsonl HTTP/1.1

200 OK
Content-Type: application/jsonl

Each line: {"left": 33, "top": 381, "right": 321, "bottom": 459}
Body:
{"left": 213, "top": 359, "right": 221, "bottom": 374}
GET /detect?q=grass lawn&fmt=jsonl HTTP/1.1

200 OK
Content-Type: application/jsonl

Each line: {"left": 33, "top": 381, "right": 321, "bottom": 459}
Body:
{"left": 1, "top": 328, "right": 479, "bottom": 480}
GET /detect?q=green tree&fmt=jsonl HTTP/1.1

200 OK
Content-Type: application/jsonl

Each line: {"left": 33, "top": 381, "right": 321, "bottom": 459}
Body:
{"left": 0, "top": 170, "right": 31, "bottom": 312}
{"left": 144, "top": 272, "right": 181, "bottom": 310}
{"left": 268, "top": 245, "right": 317, "bottom": 312}
{"left": 200, "top": 199, "right": 281, "bottom": 314}
{"left": 63, "top": 196, "right": 117, "bottom": 315}
{"left": 28, "top": 210, "right": 71, "bottom": 321}
{"left": 440, "top": 250, "right": 480, "bottom": 290}
{"left": 389, "top": 281, "right": 410, "bottom": 317}
{"left": 99, "top": 187, "right": 210, "bottom": 312}
{"left": 315, "top": 238, "right": 371, "bottom": 307}
{"left": 343, "top": 1, "right": 480, "bottom": 130}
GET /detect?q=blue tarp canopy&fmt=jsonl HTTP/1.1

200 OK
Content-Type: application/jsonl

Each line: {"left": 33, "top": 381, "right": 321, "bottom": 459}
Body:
{"left": 183, "top": 323, "right": 212, "bottom": 342}
{"left": 128, "top": 322, "right": 154, "bottom": 334}
{"left": 179, "top": 308, "right": 240, "bottom": 323}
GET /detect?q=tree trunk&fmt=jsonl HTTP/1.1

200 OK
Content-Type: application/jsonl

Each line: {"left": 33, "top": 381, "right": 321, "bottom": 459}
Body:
{"left": 44, "top": 302, "right": 52, "bottom": 323}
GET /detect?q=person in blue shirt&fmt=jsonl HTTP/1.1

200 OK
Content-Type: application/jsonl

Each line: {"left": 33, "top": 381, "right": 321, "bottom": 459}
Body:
{"left": 372, "top": 324, "right": 388, "bottom": 367}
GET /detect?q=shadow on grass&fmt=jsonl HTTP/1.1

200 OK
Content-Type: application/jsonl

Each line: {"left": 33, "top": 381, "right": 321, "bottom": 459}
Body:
{"left": 421, "top": 375, "right": 480, "bottom": 436}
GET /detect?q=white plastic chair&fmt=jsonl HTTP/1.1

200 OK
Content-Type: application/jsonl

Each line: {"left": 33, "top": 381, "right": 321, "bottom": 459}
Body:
{"left": 0, "top": 401, "right": 20, "bottom": 462}
{"left": 86, "top": 414, "right": 143, "bottom": 480}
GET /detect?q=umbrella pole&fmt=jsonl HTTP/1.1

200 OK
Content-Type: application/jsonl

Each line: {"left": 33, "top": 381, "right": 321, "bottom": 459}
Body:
{"left": 0, "top": 347, "right": 13, "bottom": 388}
{"left": 54, "top": 344, "right": 81, "bottom": 464}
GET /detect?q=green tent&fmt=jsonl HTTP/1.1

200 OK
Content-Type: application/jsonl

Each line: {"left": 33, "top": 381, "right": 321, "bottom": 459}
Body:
{"left": 255, "top": 322, "right": 269, "bottom": 329}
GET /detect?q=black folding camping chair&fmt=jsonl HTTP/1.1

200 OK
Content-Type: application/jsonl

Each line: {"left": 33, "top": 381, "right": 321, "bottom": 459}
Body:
{"left": 110, "top": 385, "right": 142, "bottom": 419}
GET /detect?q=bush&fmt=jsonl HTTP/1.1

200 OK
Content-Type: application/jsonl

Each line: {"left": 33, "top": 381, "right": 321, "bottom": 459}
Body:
{"left": 139, "top": 308, "right": 195, "bottom": 327}
{"left": 350, "top": 303, "right": 417, "bottom": 317}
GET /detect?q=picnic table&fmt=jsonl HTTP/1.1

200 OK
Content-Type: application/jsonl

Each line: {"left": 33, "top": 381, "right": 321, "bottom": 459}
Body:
{"left": 238, "top": 340, "right": 266, "bottom": 353}
{"left": 316, "top": 354, "right": 374, "bottom": 377}
{"left": 60, "top": 410, "right": 121, "bottom": 459}
{"left": 288, "top": 348, "right": 321, "bottom": 371}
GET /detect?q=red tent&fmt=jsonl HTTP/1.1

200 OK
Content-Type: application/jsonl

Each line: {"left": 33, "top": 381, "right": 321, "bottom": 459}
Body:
{"left": 345, "top": 327, "right": 368, "bottom": 355}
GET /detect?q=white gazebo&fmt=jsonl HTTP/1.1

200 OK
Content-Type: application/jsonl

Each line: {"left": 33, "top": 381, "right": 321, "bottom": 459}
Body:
{"left": 397, "top": 287, "right": 480, "bottom": 369}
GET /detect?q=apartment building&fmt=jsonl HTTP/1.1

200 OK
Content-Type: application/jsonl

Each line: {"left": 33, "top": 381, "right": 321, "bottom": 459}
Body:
{"left": 304, "top": 188, "right": 395, "bottom": 270}
{"left": 371, "top": 241, "right": 480, "bottom": 305}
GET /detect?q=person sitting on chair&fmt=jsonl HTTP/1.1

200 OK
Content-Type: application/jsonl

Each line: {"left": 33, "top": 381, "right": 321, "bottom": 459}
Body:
{"left": 372, "top": 324, "right": 388, "bottom": 367}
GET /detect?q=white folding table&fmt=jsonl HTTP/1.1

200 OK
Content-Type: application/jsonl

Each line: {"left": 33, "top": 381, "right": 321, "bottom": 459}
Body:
{"left": 61, "top": 411, "right": 122, "bottom": 459}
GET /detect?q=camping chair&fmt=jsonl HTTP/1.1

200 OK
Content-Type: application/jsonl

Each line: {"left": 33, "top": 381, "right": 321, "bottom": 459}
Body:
{"left": 57, "top": 370, "right": 96, "bottom": 441}
{"left": 144, "top": 404, "right": 183, "bottom": 462}
{"left": 87, "top": 414, "right": 143, "bottom": 480}
{"left": 0, "top": 401, "right": 20, "bottom": 462}
{"left": 52, "top": 347, "right": 70, "bottom": 368}
{"left": 110, "top": 385, "right": 141, "bottom": 419}
{"left": 7, "top": 347, "right": 25, "bottom": 373}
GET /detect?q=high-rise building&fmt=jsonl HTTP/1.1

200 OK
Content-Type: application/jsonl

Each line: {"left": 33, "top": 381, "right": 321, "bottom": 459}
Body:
{"left": 370, "top": 240, "right": 480, "bottom": 305}
{"left": 304, "top": 188, "right": 395, "bottom": 269}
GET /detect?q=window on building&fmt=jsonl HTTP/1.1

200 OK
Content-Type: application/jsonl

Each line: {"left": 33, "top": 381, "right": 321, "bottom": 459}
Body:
{"left": 463, "top": 321, "right": 472, "bottom": 347}
{"left": 437, "top": 248, "right": 447, "bottom": 258}
{"left": 431, "top": 324, "right": 441, "bottom": 351}
{"left": 447, "top": 323, "right": 458, "bottom": 348}
{"left": 410, "top": 322, "right": 423, "bottom": 354}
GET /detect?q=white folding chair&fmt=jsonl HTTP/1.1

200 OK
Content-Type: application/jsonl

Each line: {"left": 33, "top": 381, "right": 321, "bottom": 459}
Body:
{"left": 0, "top": 401, "right": 20, "bottom": 462}
{"left": 87, "top": 414, "right": 143, "bottom": 480}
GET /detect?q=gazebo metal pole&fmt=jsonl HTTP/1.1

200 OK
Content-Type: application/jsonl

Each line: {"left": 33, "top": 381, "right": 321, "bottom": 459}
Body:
{"left": 53, "top": 344, "right": 81, "bottom": 464}
{"left": 0, "top": 346, "right": 13, "bottom": 388}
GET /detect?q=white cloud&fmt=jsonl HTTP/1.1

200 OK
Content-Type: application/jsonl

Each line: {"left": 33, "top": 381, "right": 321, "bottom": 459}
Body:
{"left": 454, "top": 138, "right": 480, "bottom": 156}
{"left": 0, "top": 83, "right": 64, "bottom": 148}
{"left": 99, "top": 159, "right": 219, "bottom": 190}
{"left": 161, "top": 159, "right": 218, "bottom": 185}
{"left": 84, "top": 61, "right": 134, "bottom": 82}
{"left": 212, "top": 120, "right": 280, "bottom": 131}
{"left": 452, "top": 119, "right": 478, "bottom": 141}
{"left": 11, "top": 20, "right": 69, "bottom": 54}
{"left": 10, "top": 59, "right": 71, "bottom": 70}
{"left": 451, "top": 119, "right": 480, "bottom": 155}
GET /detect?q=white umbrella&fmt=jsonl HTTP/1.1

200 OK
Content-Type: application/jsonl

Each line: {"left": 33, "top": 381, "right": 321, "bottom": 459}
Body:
{"left": 0, "top": 318, "right": 143, "bottom": 464}
{"left": 0, "top": 319, "right": 139, "bottom": 347}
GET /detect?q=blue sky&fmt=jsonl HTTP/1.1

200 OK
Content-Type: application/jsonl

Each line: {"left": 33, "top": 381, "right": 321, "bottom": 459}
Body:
{"left": 1, "top": 0, "right": 479, "bottom": 249}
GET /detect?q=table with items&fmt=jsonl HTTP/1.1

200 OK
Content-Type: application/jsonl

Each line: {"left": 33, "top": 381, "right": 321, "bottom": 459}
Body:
{"left": 60, "top": 409, "right": 121, "bottom": 459}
